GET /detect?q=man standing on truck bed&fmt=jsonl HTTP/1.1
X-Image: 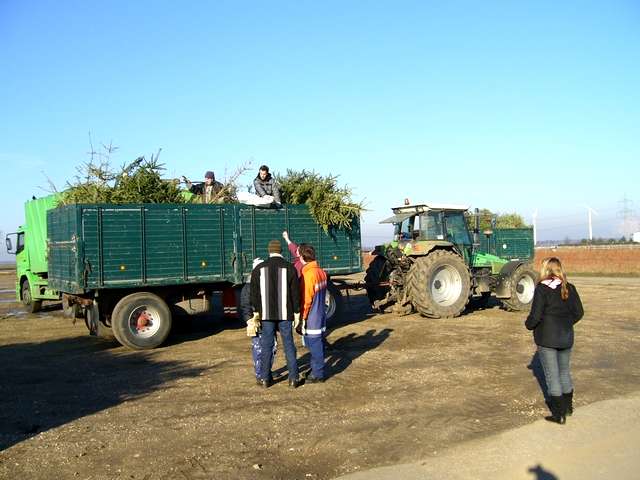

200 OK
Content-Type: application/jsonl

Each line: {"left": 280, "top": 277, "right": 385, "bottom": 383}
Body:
{"left": 253, "top": 165, "right": 282, "bottom": 204}
{"left": 250, "top": 239, "right": 301, "bottom": 388}
{"left": 182, "top": 170, "right": 224, "bottom": 203}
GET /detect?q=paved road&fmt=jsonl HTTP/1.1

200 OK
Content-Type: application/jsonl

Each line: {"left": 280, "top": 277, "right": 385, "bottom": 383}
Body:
{"left": 336, "top": 392, "right": 640, "bottom": 480}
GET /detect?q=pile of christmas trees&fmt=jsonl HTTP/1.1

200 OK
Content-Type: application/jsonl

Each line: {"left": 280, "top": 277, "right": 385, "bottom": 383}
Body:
{"left": 277, "top": 169, "right": 363, "bottom": 231}
{"left": 61, "top": 154, "right": 186, "bottom": 205}
{"left": 60, "top": 150, "right": 362, "bottom": 231}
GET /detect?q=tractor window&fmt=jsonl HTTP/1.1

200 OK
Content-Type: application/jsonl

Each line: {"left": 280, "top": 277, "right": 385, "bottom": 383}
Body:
{"left": 446, "top": 213, "right": 472, "bottom": 246}
{"left": 420, "top": 212, "right": 444, "bottom": 240}
{"left": 395, "top": 216, "right": 415, "bottom": 241}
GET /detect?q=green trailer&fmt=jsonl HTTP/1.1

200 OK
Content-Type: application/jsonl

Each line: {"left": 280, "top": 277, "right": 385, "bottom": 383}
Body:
{"left": 47, "top": 203, "right": 362, "bottom": 349}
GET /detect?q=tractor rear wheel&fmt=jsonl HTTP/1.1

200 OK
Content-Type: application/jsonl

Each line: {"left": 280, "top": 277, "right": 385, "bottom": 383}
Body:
{"left": 406, "top": 250, "right": 471, "bottom": 318}
{"left": 364, "top": 256, "right": 392, "bottom": 311}
{"left": 501, "top": 263, "right": 538, "bottom": 311}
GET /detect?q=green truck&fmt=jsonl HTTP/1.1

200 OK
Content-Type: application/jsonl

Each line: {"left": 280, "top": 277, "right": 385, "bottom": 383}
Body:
{"left": 5, "top": 195, "right": 61, "bottom": 313}
{"left": 6, "top": 199, "right": 362, "bottom": 349}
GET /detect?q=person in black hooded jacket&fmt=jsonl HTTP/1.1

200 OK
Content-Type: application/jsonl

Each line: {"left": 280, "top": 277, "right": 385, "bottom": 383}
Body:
{"left": 253, "top": 165, "right": 282, "bottom": 204}
{"left": 526, "top": 257, "right": 584, "bottom": 424}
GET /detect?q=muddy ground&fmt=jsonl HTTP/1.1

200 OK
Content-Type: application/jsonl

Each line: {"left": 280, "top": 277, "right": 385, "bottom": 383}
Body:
{"left": 1, "top": 271, "right": 639, "bottom": 480}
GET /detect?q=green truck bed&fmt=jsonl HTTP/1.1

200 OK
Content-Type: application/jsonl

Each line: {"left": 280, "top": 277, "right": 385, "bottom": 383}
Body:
{"left": 47, "top": 203, "right": 362, "bottom": 294}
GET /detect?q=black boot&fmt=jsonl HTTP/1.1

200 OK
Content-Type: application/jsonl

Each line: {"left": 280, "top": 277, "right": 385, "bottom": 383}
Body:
{"left": 563, "top": 390, "right": 574, "bottom": 416}
{"left": 544, "top": 396, "right": 566, "bottom": 424}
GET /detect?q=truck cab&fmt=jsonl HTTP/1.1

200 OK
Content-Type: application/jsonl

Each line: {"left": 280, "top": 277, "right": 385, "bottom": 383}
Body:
{"left": 5, "top": 195, "right": 60, "bottom": 312}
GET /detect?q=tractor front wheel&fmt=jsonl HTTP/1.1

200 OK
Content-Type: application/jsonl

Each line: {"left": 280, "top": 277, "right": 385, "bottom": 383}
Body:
{"left": 501, "top": 263, "right": 538, "bottom": 311}
{"left": 406, "top": 250, "right": 471, "bottom": 318}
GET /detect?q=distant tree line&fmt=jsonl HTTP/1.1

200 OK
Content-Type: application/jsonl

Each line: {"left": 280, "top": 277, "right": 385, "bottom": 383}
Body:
{"left": 536, "top": 237, "right": 638, "bottom": 246}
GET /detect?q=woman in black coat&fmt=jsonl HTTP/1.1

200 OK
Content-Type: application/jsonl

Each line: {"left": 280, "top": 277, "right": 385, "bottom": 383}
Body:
{"left": 526, "top": 257, "right": 584, "bottom": 424}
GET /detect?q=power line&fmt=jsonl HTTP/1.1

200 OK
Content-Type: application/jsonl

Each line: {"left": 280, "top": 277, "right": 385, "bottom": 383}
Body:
{"left": 617, "top": 194, "right": 637, "bottom": 239}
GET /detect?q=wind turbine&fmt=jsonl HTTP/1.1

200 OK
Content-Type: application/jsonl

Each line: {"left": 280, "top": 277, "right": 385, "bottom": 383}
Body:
{"left": 584, "top": 205, "right": 598, "bottom": 241}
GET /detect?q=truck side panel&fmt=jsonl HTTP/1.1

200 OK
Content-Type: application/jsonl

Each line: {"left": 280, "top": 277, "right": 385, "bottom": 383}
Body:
{"left": 238, "top": 205, "right": 362, "bottom": 277}
{"left": 48, "top": 203, "right": 362, "bottom": 294}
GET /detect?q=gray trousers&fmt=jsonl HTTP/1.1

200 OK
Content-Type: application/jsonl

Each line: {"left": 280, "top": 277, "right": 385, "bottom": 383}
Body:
{"left": 538, "top": 346, "right": 573, "bottom": 397}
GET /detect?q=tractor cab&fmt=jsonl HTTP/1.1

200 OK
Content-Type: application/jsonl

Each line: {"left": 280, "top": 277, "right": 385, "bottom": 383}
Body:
{"left": 380, "top": 203, "right": 472, "bottom": 252}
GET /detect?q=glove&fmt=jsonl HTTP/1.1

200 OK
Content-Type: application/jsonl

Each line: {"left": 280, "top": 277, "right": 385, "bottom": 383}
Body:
{"left": 246, "top": 312, "right": 261, "bottom": 337}
{"left": 293, "top": 312, "right": 302, "bottom": 335}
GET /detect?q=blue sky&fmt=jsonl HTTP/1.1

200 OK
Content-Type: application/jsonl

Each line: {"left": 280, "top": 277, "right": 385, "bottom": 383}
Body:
{"left": 1, "top": 0, "right": 639, "bottom": 257}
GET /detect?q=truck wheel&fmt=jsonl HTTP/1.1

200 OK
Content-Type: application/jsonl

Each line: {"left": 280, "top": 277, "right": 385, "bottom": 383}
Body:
{"left": 111, "top": 292, "right": 172, "bottom": 350}
{"left": 501, "top": 263, "right": 538, "bottom": 311}
{"left": 21, "top": 280, "right": 42, "bottom": 313}
{"left": 325, "top": 282, "right": 343, "bottom": 325}
{"left": 85, "top": 302, "right": 115, "bottom": 339}
{"left": 406, "top": 250, "right": 471, "bottom": 318}
{"left": 364, "top": 256, "right": 391, "bottom": 310}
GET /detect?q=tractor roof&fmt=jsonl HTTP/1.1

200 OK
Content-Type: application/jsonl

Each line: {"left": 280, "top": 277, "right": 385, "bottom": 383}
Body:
{"left": 392, "top": 203, "right": 469, "bottom": 213}
{"left": 381, "top": 203, "right": 470, "bottom": 224}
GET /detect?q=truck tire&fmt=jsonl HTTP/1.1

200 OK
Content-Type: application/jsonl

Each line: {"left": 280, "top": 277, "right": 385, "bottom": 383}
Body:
{"left": 406, "top": 250, "right": 471, "bottom": 318}
{"left": 325, "top": 282, "right": 343, "bottom": 325}
{"left": 85, "top": 302, "right": 115, "bottom": 339}
{"left": 501, "top": 263, "right": 538, "bottom": 311}
{"left": 364, "top": 256, "right": 391, "bottom": 310}
{"left": 21, "top": 280, "right": 42, "bottom": 313}
{"left": 111, "top": 292, "right": 172, "bottom": 350}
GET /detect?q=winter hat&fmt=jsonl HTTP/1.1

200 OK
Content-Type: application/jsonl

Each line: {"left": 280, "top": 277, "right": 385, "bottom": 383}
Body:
{"left": 267, "top": 240, "right": 282, "bottom": 254}
{"left": 204, "top": 171, "right": 215, "bottom": 179}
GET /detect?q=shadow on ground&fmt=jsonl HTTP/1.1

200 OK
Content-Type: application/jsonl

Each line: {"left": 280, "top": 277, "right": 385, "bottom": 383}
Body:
{"left": 166, "top": 312, "right": 245, "bottom": 347}
{"left": 528, "top": 351, "right": 549, "bottom": 400}
{"left": 284, "top": 328, "right": 393, "bottom": 381}
{"left": 0, "top": 336, "right": 211, "bottom": 452}
{"left": 528, "top": 464, "right": 559, "bottom": 480}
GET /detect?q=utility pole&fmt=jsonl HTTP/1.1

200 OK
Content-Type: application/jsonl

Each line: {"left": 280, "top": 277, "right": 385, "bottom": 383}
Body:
{"left": 617, "top": 195, "right": 635, "bottom": 240}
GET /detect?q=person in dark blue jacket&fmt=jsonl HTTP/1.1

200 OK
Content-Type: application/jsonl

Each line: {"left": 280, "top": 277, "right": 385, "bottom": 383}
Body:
{"left": 526, "top": 257, "right": 584, "bottom": 424}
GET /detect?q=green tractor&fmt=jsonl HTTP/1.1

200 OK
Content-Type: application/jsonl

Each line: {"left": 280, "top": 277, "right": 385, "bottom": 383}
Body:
{"left": 365, "top": 203, "right": 538, "bottom": 318}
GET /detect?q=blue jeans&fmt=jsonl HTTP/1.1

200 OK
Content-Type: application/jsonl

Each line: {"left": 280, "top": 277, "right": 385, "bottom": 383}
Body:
{"left": 260, "top": 321, "right": 298, "bottom": 381}
{"left": 251, "top": 336, "right": 277, "bottom": 379}
{"left": 538, "top": 346, "right": 573, "bottom": 397}
{"left": 304, "top": 334, "right": 325, "bottom": 379}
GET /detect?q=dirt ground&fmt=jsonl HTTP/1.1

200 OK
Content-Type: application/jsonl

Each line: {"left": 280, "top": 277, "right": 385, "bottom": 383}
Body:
{"left": 1, "top": 271, "right": 639, "bottom": 480}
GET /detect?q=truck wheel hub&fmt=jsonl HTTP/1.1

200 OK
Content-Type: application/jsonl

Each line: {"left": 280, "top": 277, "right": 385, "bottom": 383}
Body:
{"left": 128, "top": 306, "right": 162, "bottom": 338}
